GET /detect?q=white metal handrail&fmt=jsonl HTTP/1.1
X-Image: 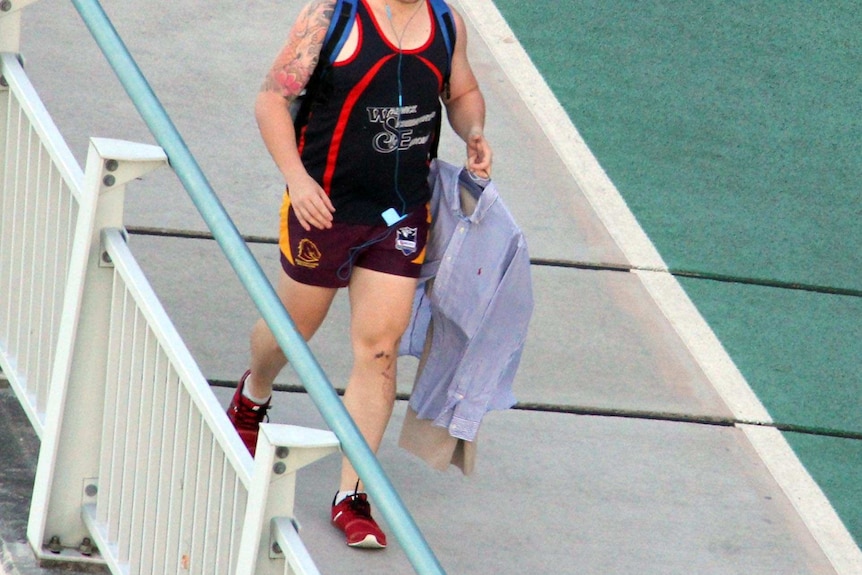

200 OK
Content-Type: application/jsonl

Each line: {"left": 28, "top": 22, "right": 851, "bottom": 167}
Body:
{"left": 77, "top": 228, "right": 339, "bottom": 575}
{"left": 90, "top": 227, "right": 253, "bottom": 574}
{"left": 0, "top": 51, "right": 85, "bottom": 437}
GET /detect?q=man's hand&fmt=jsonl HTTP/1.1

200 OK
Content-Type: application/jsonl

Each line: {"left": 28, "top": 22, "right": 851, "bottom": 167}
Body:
{"left": 288, "top": 172, "right": 335, "bottom": 231}
{"left": 466, "top": 130, "right": 492, "bottom": 179}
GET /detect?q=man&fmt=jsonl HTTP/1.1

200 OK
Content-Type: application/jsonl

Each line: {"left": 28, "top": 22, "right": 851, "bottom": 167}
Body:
{"left": 228, "top": 0, "right": 491, "bottom": 548}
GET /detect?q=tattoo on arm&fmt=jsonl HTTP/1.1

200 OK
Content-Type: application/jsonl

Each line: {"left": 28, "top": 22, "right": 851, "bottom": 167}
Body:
{"left": 260, "top": 0, "right": 336, "bottom": 100}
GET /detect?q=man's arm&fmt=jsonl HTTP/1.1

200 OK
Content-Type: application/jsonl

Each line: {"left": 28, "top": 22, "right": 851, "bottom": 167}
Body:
{"left": 442, "top": 6, "right": 492, "bottom": 178}
{"left": 255, "top": 0, "right": 337, "bottom": 230}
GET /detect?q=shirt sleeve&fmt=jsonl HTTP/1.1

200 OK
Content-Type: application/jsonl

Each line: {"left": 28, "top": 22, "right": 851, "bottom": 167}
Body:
{"left": 398, "top": 281, "right": 432, "bottom": 358}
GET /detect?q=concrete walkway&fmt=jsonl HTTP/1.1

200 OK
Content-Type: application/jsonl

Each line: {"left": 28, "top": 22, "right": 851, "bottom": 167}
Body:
{"left": 2, "top": 0, "right": 858, "bottom": 573}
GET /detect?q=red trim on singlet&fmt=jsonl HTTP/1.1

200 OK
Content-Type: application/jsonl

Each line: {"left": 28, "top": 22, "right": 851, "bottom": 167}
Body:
{"left": 416, "top": 54, "right": 444, "bottom": 92}
{"left": 322, "top": 53, "right": 397, "bottom": 195}
{"left": 298, "top": 21, "right": 365, "bottom": 157}
{"left": 298, "top": 124, "right": 308, "bottom": 155}
{"left": 361, "top": 0, "right": 436, "bottom": 55}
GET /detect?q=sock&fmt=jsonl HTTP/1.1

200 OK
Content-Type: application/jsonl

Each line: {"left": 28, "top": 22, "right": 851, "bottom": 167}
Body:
{"left": 334, "top": 489, "right": 363, "bottom": 506}
{"left": 241, "top": 374, "right": 271, "bottom": 405}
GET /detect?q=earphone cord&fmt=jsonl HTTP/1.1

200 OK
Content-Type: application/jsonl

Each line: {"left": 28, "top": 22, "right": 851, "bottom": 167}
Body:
{"left": 394, "top": 50, "right": 407, "bottom": 217}
{"left": 336, "top": 225, "right": 397, "bottom": 282}
{"left": 386, "top": 2, "right": 423, "bottom": 218}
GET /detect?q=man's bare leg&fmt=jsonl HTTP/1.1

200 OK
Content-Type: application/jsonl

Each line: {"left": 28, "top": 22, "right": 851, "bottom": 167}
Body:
{"left": 339, "top": 266, "right": 419, "bottom": 492}
{"left": 246, "top": 271, "right": 337, "bottom": 398}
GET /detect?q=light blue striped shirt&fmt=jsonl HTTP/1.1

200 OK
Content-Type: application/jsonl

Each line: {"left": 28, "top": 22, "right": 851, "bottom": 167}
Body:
{"left": 400, "top": 160, "right": 533, "bottom": 441}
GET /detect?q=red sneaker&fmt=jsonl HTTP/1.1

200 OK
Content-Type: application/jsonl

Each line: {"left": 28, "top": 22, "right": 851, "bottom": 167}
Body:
{"left": 226, "top": 370, "right": 270, "bottom": 456}
{"left": 331, "top": 493, "right": 387, "bottom": 548}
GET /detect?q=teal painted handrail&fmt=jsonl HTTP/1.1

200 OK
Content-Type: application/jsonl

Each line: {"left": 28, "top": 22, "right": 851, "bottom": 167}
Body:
{"left": 68, "top": 1, "right": 444, "bottom": 573}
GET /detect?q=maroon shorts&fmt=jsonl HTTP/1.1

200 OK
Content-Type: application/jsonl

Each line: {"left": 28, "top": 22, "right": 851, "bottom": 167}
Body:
{"left": 279, "top": 194, "right": 430, "bottom": 288}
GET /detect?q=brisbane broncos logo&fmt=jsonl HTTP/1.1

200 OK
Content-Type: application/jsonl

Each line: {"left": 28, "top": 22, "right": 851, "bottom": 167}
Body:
{"left": 296, "top": 239, "right": 322, "bottom": 268}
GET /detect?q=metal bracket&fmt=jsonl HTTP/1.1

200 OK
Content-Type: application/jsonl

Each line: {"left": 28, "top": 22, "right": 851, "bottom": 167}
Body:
{"left": 99, "top": 227, "right": 129, "bottom": 268}
{"left": 269, "top": 517, "right": 301, "bottom": 559}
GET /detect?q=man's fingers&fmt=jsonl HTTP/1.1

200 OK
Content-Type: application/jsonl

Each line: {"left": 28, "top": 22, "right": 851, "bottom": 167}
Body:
{"left": 302, "top": 197, "right": 334, "bottom": 230}
{"left": 466, "top": 135, "right": 492, "bottom": 179}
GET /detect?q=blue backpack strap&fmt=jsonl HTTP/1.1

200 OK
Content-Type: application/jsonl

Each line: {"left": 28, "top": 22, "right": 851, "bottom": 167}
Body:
{"left": 320, "top": 0, "right": 358, "bottom": 66}
{"left": 293, "top": 0, "right": 357, "bottom": 129}
{"left": 428, "top": 0, "right": 455, "bottom": 65}
{"left": 427, "top": 0, "right": 456, "bottom": 159}
{"left": 428, "top": 0, "right": 456, "bottom": 98}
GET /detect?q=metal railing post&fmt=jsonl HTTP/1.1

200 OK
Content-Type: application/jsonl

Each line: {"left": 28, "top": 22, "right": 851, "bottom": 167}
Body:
{"left": 0, "top": 0, "right": 40, "bottom": 53}
{"left": 27, "top": 137, "right": 166, "bottom": 562}
{"left": 235, "top": 424, "right": 340, "bottom": 575}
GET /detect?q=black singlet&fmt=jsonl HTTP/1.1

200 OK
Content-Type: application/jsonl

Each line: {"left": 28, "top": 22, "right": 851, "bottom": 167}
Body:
{"left": 296, "top": 0, "right": 450, "bottom": 224}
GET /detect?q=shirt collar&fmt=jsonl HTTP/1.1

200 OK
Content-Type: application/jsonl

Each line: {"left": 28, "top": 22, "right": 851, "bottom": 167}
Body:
{"left": 441, "top": 163, "right": 498, "bottom": 223}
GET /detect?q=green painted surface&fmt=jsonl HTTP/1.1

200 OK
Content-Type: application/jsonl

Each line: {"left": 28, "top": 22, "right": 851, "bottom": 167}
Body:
{"left": 678, "top": 277, "right": 862, "bottom": 434}
{"left": 786, "top": 432, "right": 862, "bottom": 546}
{"left": 493, "top": 0, "right": 862, "bottom": 545}
{"left": 493, "top": 1, "right": 862, "bottom": 291}
{"left": 672, "top": 279, "right": 861, "bottom": 547}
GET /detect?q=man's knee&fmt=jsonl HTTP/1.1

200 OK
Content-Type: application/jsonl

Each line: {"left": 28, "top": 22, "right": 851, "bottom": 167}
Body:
{"left": 251, "top": 319, "right": 287, "bottom": 361}
{"left": 353, "top": 328, "right": 401, "bottom": 358}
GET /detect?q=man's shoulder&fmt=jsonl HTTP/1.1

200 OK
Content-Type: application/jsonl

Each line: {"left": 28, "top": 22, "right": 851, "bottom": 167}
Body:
{"left": 302, "top": 0, "right": 339, "bottom": 23}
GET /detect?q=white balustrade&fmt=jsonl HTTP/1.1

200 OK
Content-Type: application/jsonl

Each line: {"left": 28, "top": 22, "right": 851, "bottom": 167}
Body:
{"left": 1, "top": 10, "right": 339, "bottom": 574}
